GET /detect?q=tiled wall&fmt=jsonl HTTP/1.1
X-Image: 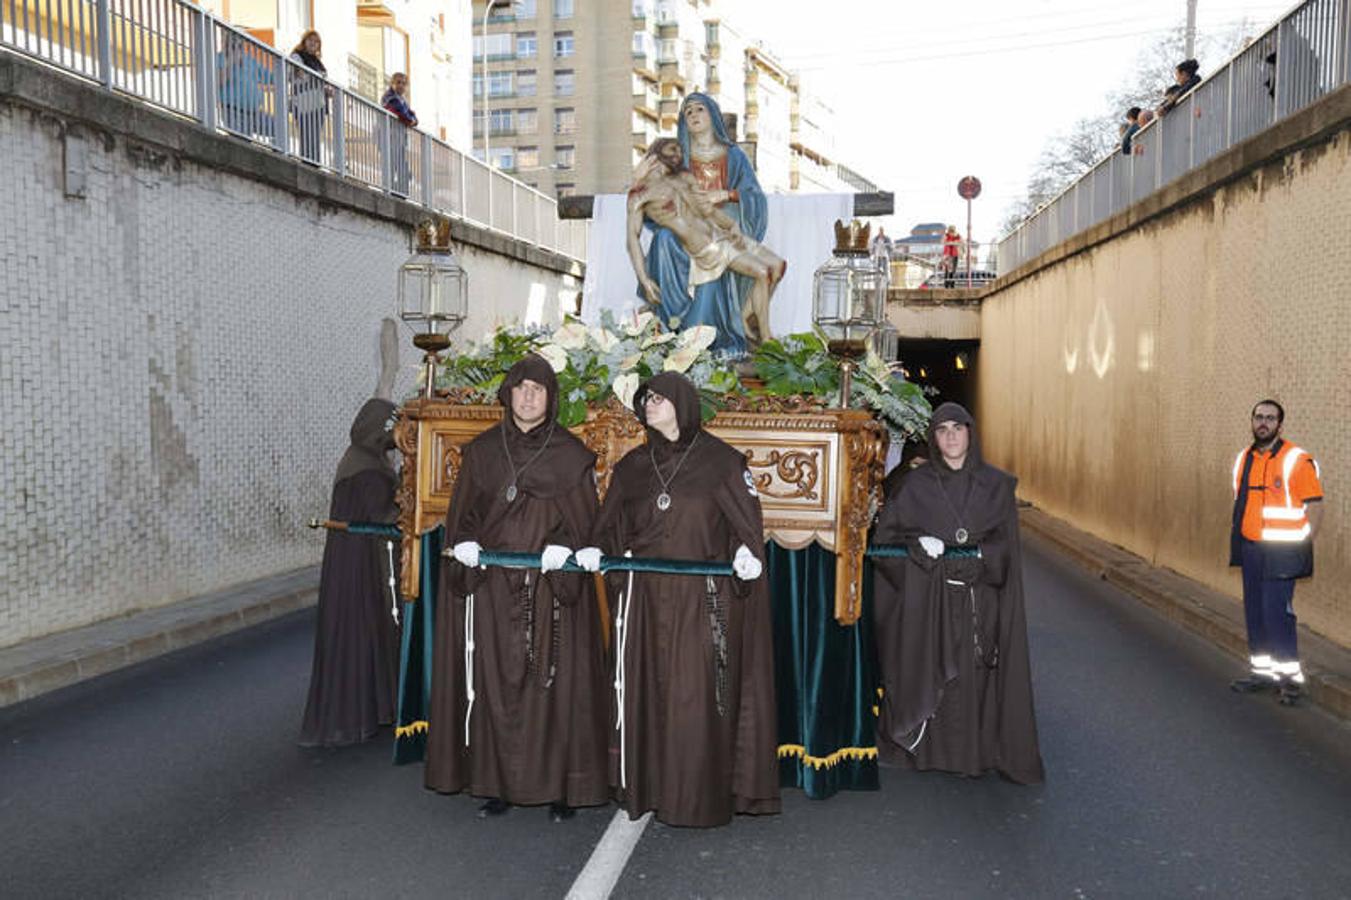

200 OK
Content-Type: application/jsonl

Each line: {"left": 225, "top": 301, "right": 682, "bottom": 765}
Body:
{"left": 0, "top": 99, "right": 575, "bottom": 648}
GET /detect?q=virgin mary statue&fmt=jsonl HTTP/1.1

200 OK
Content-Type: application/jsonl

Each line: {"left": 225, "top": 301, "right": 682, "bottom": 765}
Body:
{"left": 642, "top": 92, "right": 767, "bottom": 357}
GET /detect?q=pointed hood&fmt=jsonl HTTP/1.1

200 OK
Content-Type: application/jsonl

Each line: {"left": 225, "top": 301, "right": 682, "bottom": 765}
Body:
{"left": 633, "top": 371, "right": 702, "bottom": 448}
{"left": 334, "top": 398, "right": 397, "bottom": 484}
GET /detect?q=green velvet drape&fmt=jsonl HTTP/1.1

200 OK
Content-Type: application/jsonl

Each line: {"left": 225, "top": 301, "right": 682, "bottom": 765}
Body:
{"left": 392, "top": 527, "right": 441, "bottom": 765}
{"left": 768, "top": 542, "right": 879, "bottom": 798}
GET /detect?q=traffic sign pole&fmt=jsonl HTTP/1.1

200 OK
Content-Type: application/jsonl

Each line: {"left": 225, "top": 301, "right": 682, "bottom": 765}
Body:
{"left": 957, "top": 176, "right": 982, "bottom": 289}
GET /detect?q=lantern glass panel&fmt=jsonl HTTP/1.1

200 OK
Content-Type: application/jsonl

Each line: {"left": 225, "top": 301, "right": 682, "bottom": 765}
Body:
{"left": 398, "top": 250, "right": 468, "bottom": 335}
{"left": 813, "top": 254, "right": 887, "bottom": 344}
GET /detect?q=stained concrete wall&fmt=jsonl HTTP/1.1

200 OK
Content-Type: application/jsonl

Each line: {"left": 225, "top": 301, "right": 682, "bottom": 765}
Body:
{"left": 0, "top": 54, "right": 581, "bottom": 648}
{"left": 979, "top": 88, "right": 1351, "bottom": 647}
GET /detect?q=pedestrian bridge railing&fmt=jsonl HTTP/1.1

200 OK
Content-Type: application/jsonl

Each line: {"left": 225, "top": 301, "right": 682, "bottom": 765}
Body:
{"left": 997, "top": 0, "right": 1350, "bottom": 273}
{"left": 0, "top": 0, "right": 586, "bottom": 262}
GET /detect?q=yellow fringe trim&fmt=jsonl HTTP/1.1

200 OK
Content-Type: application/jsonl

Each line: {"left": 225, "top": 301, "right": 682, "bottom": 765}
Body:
{"left": 395, "top": 720, "right": 429, "bottom": 738}
{"left": 876, "top": 686, "right": 885, "bottom": 698}
{"left": 871, "top": 705, "right": 879, "bottom": 717}
{"left": 777, "top": 743, "right": 879, "bottom": 770}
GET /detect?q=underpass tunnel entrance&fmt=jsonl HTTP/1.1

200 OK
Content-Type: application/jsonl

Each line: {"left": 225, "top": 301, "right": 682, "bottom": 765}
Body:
{"left": 894, "top": 338, "right": 980, "bottom": 422}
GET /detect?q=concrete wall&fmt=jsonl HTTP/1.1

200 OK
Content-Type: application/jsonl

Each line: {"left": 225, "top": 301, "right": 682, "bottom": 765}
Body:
{"left": 979, "top": 89, "right": 1351, "bottom": 647}
{"left": 0, "top": 55, "right": 580, "bottom": 648}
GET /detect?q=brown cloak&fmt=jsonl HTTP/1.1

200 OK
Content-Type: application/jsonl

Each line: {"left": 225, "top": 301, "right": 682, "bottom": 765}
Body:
{"left": 424, "top": 355, "right": 609, "bottom": 807}
{"left": 872, "top": 402, "right": 1044, "bottom": 784}
{"left": 300, "top": 398, "right": 401, "bottom": 747}
{"left": 592, "top": 372, "right": 780, "bottom": 827}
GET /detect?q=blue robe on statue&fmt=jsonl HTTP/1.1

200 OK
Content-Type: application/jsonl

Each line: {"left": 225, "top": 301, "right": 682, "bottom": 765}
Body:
{"left": 642, "top": 92, "right": 768, "bottom": 358}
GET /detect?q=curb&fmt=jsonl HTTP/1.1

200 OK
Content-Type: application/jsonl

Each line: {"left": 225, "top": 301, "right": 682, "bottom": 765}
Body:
{"left": 1020, "top": 506, "right": 1351, "bottom": 721}
{"left": 0, "top": 568, "right": 319, "bottom": 709}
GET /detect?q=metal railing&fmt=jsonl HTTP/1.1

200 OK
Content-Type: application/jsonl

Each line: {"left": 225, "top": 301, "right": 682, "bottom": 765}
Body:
{"left": 997, "top": 0, "right": 1349, "bottom": 273}
{"left": 0, "top": 0, "right": 586, "bottom": 262}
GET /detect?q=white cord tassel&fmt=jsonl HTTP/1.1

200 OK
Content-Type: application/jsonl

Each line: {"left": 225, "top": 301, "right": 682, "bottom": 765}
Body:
{"left": 904, "top": 719, "right": 928, "bottom": 753}
{"left": 385, "top": 540, "right": 399, "bottom": 625}
{"left": 614, "top": 553, "right": 636, "bottom": 790}
{"left": 464, "top": 592, "right": 476, "bottom": 747}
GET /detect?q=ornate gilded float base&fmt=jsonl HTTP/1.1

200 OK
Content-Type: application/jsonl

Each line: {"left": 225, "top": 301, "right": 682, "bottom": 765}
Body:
{"left": 394, "top": 392, "right": 886, "bottom": 624}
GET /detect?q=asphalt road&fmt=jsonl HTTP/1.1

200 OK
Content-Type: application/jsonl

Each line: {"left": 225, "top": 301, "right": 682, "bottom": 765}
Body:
{"left": 3, "top": 537, "right": 1350, "bottom": 899}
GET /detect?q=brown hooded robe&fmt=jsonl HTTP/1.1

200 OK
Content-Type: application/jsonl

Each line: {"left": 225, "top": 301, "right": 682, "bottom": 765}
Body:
{"left": 873, "top": 402, "right": 1044, "bottom": 784}
{"left": 300, "top": 399, "right": 401, "bottom": 747}
{"left": 592, "top": 372, "right": 780, "bottom": 827}
{"left": 424, "top": 355, "right": 609, "bottom": 807}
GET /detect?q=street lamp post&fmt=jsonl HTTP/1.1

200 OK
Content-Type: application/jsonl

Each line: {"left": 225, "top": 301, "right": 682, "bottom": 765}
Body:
{"left": 481, "top": 0, "right": 508, "bottom": 167}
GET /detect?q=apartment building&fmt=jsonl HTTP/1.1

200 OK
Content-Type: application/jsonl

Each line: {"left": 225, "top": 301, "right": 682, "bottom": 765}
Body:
{"left": 202, "top": 0, "right": 474, "bottom": 148}
{"left": 474, "top": 0, "right": 876, "bottom": 198}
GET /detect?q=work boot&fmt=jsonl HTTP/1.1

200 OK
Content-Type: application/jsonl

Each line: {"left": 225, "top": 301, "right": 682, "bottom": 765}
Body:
{"left": 1230, "top": 675, "right": 1277, "bottom": 693}
{"left": 477, "top": 798, "right": 510, "bottom": 818}
{"left": 549, "top": 803, "right": 576, "bottom": 823}
{"left": 1277, "top": 683, "right": 1303, "bottom": 706}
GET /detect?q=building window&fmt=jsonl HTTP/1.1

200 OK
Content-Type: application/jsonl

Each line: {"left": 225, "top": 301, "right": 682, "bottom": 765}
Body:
{"left": 517, "top": 108, "right": 538, "bottom": 133}
{"left": 516, "top": 32, "right": 537, "bottom": 58}
{"left": 554, "top": 107, "right": 576, "bottom": 134}
{"left": 556, "top": 183, "right": 575, "bottom": 198}
{"left": 517, "top": 70, "right": 537, "bottom": 96}
{"left": 705, "top": 21, "right": 718, "bottom": 46}
{"left": 554, "top": 145, "right": 575, "bottom": 169}
{"left": 554, "top": 69, "right": 574, "bottom": 96}
{"left": 471, "top": 111, "right": 483, "bottom": 137}
{"left": 473, "top": 32, "right": 513, "bottom": 59}
{"left": 554, "top": 0, "right": 574, "bottom": 18}
{"left": 553, "top": 31, "right": 574, "bottom": 58}
{"left": 490, "top": 146, "right": 515, "bottom": 170}
{"left": 488, "top": 70, "right": 513, "bottom": 97}
{"left": 514, "top": 0, "right": 537, "bottom": 17}
{"left": 489, "top": 108, "right": 515, "bottom": 134}
{"left": 517, "top": 145, "right": 540, "bottom": 169}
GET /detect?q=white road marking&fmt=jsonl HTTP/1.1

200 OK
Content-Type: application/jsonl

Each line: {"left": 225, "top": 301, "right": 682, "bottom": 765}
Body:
{"left": 565, "top": 810, "right": 652, "bottom": 900}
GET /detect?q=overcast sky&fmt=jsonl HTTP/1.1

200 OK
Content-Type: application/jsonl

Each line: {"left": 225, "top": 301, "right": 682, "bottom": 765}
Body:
{"left": 723, "top": 0, "right": 1298, "bottom": 245}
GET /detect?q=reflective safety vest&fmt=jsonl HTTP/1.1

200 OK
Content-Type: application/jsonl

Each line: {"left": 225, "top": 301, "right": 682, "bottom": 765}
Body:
{"left": 1232, "top": 442, "right": 1320, "bottom": 544}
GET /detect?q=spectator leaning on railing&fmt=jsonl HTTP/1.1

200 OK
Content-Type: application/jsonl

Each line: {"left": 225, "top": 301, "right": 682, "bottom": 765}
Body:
{"left": 216, "top": 34, "right": 273, "bottom": 137}
{"left": 1121, "top": 106, "right": 1142, "bottom": 156}
{"left": 382, "top": 73, "right": 419, "bottom": 196}
{"left": 289, "top": 30, "right": 331, "bottom": 165}
{"left": 1159, "top": 59, "right": 1201, "bottom": 116}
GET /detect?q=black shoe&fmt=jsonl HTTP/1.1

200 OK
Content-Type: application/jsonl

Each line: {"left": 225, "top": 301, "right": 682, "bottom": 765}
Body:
{"left": 549, "top": 803, "right": 576, "bottom": 823}
{"left": 477, "top": 798, "right": 510, "bottom": 818}
{"left": 1278, "top": 684, "right": 1303, "bottom": 706}
{"left": 1230, "top": 675, "right": 1277, "bottom": 693}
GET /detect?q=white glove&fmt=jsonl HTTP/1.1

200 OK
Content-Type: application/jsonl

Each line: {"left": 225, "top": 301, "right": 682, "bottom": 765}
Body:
{"left": 574, "top": 547, "right": 602, "bottom": 573}
{"left": 452, "top": 540, "right": 481, "bottom": 568}
{"left": 918, "top": 536, "right": 945, "bottom": 560}
{"left": 732, "top": 544, "right": 763, "bottom": 581}
{"left": 540, "top": 544, "right": 572, "bottom": 573}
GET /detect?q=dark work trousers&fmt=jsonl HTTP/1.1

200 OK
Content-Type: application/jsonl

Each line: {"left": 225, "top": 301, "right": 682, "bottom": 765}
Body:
{"left": 1240, "top": 539, "right": 1299, "bottom": 664}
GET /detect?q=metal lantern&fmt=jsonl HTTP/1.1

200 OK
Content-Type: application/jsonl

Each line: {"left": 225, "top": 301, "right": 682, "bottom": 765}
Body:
{"left": 813, "top": 219, "right": 888, "bottom": 406}
{"left": 398, "top": 219, "right": 467, "bottom": 399}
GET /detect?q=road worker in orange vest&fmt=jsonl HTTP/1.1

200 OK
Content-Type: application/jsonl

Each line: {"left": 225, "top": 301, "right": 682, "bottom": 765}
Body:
{"left": 1229, "top": 400, "right": 1325, "bottom": 706}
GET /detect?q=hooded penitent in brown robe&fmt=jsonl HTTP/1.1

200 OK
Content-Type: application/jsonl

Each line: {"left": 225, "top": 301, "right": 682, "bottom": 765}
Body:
{"left": 425, "top": 355, "right": 609, "bottom": 808}
{"left": 300, "top": 398, "right": 401, "bottom": 747}
{"left": 592, "top": 372, "right": 780, "bottom": 827}
{"left": 872, "top": 402, "right": 1044, "bottom": 784}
